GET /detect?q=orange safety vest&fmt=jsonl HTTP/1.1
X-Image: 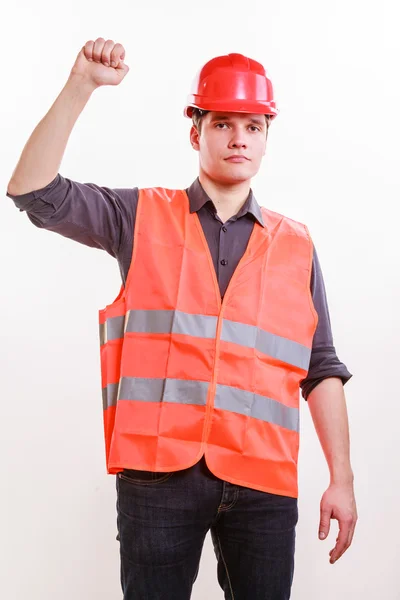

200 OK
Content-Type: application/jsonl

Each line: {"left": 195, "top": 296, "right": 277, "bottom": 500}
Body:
{"left": 99, "top": 187, "right": 318, "bottom": 498}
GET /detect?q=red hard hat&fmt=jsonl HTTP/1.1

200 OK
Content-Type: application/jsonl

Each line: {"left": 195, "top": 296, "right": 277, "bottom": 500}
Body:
{"left": 184, "top": 53, "right": 278, "bottom": 120}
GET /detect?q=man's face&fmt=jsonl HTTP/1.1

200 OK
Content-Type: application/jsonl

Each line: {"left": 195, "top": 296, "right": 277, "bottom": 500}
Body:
{"left": 190, "top": 111, "right": 268, "bottom": 184}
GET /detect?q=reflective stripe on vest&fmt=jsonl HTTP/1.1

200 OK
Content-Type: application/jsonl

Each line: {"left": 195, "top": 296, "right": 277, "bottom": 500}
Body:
{"left": 100, "top": 309, "right": 311, "bottom": 370}
{"left": 102, "top": 377, "right": 299, "bottom": 432}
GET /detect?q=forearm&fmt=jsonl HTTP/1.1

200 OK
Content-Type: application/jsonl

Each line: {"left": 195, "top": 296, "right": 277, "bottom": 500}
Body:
{"left": 307, "top": 377, "right": 354, "bottom": 485}
{"left": 7, "top": 73, "right": 96, "bottom": 196}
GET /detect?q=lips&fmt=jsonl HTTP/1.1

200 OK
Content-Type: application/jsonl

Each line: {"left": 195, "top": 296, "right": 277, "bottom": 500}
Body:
{"left": 225, "top": 155, "right": 250, "bottom": 162}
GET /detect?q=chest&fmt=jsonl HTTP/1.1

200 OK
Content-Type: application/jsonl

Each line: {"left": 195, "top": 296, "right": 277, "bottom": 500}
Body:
{"left": 196, "top": 206, "right": 255, "bottom": 298}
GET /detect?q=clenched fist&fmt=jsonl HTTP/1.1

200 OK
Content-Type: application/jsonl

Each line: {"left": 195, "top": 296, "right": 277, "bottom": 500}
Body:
{"left": 70, "top": 38, "right": 130, "bottom": 88}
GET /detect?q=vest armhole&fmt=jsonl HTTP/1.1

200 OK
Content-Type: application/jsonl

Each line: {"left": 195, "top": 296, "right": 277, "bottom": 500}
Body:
{"left": 303, "top": 224, "right": 319, "bottom": 331}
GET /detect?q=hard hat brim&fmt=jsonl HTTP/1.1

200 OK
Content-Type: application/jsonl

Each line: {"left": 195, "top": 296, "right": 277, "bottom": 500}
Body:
{"left": 184, "top": 100, "right": 278, "bottom": 120}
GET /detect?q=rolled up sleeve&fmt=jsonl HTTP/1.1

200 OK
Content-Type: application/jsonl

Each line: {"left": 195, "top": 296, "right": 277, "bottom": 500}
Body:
{"left": 6, "top": 173, "right": 138, "bottom": 260}
{"left": 300, "top": 247, "right": 353, "bottom": 400}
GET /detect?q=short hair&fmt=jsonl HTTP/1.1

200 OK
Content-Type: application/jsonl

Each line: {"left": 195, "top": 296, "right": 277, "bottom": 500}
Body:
{"left": 191, "top": 108, "right": 210, "bottom": 134}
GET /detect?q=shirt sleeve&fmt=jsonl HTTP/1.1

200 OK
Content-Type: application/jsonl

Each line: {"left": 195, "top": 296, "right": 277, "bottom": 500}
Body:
{"left": 300, "top": 246, "right": 353, "bottom": 400}
{"left": 6, "top": 173, "right": 138, "bottom": 283}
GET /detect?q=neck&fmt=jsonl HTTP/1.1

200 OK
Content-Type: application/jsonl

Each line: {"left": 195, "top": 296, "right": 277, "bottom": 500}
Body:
{"left": 198, "top": 169, "right": 251, "bottom": 223}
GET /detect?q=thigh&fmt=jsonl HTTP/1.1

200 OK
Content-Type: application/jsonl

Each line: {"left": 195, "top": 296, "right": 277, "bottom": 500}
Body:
{"left": 116, "top": 466, "right": 213, "bottom": 600}
{"left": 211, "top": 487, "right": 298, "bottom": 600}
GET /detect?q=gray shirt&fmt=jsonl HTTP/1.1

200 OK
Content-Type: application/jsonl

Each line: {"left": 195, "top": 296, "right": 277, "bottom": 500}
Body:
{"left": 6, "top": 174, "right": 352, "bottom": 399}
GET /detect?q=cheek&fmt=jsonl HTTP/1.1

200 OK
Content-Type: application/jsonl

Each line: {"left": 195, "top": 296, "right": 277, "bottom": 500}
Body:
{"left": 253, "top": 140, "right": 267, "bottom": 161}
{"left": 199, "top": 145, "right": 212, "bottom": 165}
{"left": 201, "top": 139, "right": 222, "bottom": 164}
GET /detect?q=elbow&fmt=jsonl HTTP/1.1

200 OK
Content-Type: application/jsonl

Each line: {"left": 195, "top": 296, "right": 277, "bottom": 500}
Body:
{"left": 6, "top": 174, "right": 59, "bottom": 197}
{"left": 6, "top": 180, "right": 20, "bottom": 197}
{"left": 6, "top": 178, "right": 32, "bottom": 197}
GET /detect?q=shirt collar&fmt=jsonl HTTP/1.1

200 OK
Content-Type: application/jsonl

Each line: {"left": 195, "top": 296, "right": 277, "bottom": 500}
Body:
{"left": 185, "top": 177, "right": 265, "bottom": 227}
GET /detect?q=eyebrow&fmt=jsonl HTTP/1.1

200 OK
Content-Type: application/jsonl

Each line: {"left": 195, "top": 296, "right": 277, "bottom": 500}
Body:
{"left": 210, "top": 115, "right": 266, "bottom": 127}
{"left": 249, "top": 118, "right": 266, "bottom": 127}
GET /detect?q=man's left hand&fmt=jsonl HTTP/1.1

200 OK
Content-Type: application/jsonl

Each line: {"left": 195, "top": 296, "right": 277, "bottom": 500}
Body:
{"left": 318, "top": 483, "right": 358, "bottom": 564}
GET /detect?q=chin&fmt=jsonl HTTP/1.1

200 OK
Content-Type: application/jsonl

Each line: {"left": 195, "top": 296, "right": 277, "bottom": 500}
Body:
{"left": 220, "top": 166, "right": 255, "bottom": 183}
{"left": 202, "top": 162, "right": 257, "bottom": 185}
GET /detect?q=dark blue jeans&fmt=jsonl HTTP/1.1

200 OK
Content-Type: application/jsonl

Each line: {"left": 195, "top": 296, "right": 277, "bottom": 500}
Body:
{"left": 116, "top": 455, "right": 298, "bottom": 599}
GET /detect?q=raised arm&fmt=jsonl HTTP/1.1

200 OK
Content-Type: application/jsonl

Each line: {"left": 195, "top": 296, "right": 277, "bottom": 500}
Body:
{"left": 7, "top": 38, "right": 129, "bottom": 196}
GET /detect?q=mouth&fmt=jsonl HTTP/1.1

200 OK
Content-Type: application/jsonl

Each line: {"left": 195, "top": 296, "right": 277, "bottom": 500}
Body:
{"left": 224, "top": 155, "right": 250, "bottom": 163}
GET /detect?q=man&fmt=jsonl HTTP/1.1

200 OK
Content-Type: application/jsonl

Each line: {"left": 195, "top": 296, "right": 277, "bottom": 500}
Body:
{"left": 6, "top": 38, "right": 357, "bottom": 600}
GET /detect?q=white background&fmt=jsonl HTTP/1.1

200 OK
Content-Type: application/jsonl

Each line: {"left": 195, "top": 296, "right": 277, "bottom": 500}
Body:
{"left": 1, "top": 0, "right": 399, "bottom": 598}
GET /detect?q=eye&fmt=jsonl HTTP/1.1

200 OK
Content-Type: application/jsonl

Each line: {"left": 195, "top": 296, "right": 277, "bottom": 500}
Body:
{"left": 249, "top": 125, "right": 261, "bottom": 132}
{"left": 215, "top": 123, "right": 229, "bottom": 129}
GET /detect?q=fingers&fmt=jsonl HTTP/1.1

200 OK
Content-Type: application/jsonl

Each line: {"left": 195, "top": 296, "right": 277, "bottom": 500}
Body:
{"left": 319, "top": 506, "right": 331, "bottom": 540}
{"left": 93, "top": 38, "right": 106, "bottom": 63}
{"left": 83, "top": 40, "right": 95, "bottom": 62}
{"left": 116, "top": 61, "right": 130, "bottom": 77}
{"left": 101, "top": 39, "right": 115, "bottom": 67}
{"left": 347, "top": 518, "right": 357, "bottom": 547}
{"left": 110, "top": 43, "right": 125, "bottom": 68}
{"left": 329, "top": 517, "right": 354, "bottom": 564}
{"left": 83, "top": 38, "right": 126, "bottom": 68}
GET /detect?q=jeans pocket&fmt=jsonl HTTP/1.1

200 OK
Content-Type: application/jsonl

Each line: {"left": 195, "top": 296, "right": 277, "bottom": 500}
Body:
{"left": 118, "top": 469, "right": 173, "bottom": 485}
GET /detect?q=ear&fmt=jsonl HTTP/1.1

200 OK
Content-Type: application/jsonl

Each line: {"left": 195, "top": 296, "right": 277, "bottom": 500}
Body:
{"left": 190, "top": 125, "right": 200, "bottom": 151}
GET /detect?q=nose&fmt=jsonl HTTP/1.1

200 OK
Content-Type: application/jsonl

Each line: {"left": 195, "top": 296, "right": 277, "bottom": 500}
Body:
{"left": 228, "top": 128, "right": 247, "bottom": 150}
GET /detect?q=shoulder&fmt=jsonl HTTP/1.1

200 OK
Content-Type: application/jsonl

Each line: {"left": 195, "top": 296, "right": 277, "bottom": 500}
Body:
{"left": 261, "top": 206, "right": 311, "bottom": 239}
{"left": 138, "top": 187, "right": 185, "bottom": 201}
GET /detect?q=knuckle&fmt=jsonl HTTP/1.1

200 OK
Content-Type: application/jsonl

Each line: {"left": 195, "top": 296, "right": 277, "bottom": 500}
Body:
{"left": 344, "top": 515, "right": 354, "bottom": 525}
{"left": 95, "top": 37, "right": 105, "bottom": 43}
